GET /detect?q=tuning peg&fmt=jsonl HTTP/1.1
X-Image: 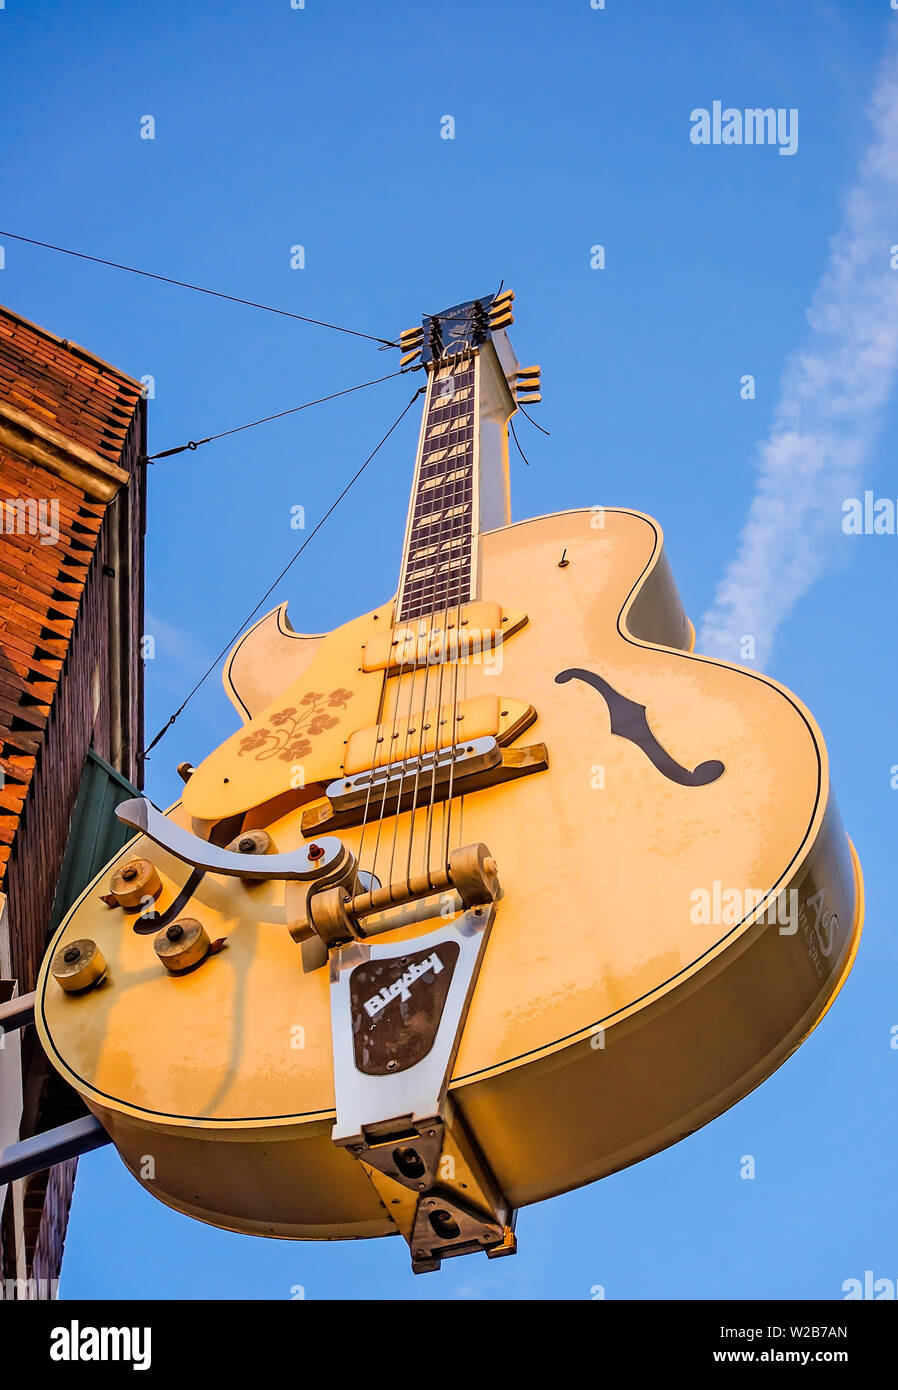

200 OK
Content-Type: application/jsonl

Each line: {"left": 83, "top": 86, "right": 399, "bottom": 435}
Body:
{"left": 515, "top": 365, "right": 540, "bottom": 402}
{"left": 489, "top": 288, "right": 514, "bottom": 330}
{"left": 399, "top": 326, "right": 424, "bottom": 350}
{"left": 400, "top": 348, "right": 422, "bottom": 369}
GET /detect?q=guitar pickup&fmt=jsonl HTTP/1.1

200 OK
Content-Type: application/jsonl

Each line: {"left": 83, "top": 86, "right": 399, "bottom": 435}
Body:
{"left": 361, "top": 601, "right": 527, "bottom": 674}
{"left": 301, "top": 738, "right": 549, "bottom": 835}
{"left": 343, "top": 694, "right": 534, "bottom": 775}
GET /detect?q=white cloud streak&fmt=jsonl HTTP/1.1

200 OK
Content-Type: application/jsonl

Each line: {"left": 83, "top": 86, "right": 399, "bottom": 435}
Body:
{"left": 699, "top": 38, "right": 898, "bottom": 666}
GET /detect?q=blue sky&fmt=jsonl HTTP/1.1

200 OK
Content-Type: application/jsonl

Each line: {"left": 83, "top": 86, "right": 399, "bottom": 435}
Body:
{"left": 2, "top": 0, "right": 896, "bottom": 1299}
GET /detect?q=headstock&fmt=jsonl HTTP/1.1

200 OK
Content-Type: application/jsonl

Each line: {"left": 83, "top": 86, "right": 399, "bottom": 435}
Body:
{"left": 398, "top": 289, "right": 515, "bottom": 369}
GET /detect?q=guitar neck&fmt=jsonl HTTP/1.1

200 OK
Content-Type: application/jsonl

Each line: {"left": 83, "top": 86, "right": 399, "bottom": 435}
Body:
{"left": 397, "top": 342, "right": 517, "bottom": 624}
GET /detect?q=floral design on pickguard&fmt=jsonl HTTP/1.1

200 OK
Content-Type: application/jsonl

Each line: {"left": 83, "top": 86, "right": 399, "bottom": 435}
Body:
{"left": 237, "top": 688, "right": 353, "bottom": 763}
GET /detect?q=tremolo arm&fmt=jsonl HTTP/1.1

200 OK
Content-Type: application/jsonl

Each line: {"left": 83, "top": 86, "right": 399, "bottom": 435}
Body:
{"left": 114, "top": 798, "right": 499, "bottom": 954}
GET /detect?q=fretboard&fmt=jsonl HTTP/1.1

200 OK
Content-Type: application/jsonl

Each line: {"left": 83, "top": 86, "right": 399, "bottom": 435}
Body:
{"left": 398, "top": 361, "right": 476, "bottom": 623}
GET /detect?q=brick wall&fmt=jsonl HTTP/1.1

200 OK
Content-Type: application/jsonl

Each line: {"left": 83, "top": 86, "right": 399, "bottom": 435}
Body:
{"left": 0, "top": 307, "right": 146, "bottom": 1293}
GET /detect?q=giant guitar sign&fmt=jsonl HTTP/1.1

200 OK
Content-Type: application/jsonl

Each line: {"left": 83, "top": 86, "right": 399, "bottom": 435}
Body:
{"left": 37, "top": 291, "right": 862, "bottom": 1272}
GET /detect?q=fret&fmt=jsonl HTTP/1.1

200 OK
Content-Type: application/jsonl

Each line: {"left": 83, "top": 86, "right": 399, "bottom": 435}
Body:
{"left": 407, "top": 546, "right": 468, "bottom": 569}
{"left": 408, "top": 535, "right": 467, "bottom": 563}
{"left": 413, "top": 503, "right": 471, "bottom": 524}
{"left": 420, "top": 465, "right": 470, "bottom": 491}
{"left": 406, "top": 551, "right": 472, "bottom": 581}
{"left": 411, "top": 505, "right": 471, "bottom": 532}
{"left": 411, "top": 507, "right": 469, "bottom": 530}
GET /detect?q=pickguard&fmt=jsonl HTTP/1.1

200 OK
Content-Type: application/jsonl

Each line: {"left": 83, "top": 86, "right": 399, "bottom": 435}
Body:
{"left": 555, "top": 668, "right": 725, "bottom": 787}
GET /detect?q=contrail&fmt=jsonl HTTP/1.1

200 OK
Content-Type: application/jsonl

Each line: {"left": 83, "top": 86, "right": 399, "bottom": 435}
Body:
{"left": 699, "top": 38, "right": 898, "bottom": 666}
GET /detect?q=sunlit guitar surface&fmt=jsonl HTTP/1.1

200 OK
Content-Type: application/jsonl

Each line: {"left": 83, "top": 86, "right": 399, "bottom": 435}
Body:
{"left": 37, "top": 292, "right": 863, "bottom": 1272}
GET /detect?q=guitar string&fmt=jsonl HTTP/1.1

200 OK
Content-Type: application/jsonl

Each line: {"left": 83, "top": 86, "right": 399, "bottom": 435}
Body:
{"left": 423, "top": 293, "right": 503, "bottom": 885}
{"left": 441, "top": 350, "right": 476, "bottom": 876}
{"left": 364, "top": 390, "right": 435, "bottom": 900}
{"left": 442, "top": 308, "right": 513, "bottom": 876}
{"left": 397, "top": 356, "right": 454, "bottom": 894}
{"left": 423, "top": 343, "right": 476, "bottom": 891}
{"left": 366, "top": 349, "right": 464, "bottom": 901}
{"left": 388, "top": 348, "right": 470, "bottom": 899}
{"left": 415, "top": 357, "right": 462, "bottom": 891}
{"left": 349, "top": 385, "right": 432, "bottom": 909}
{"left": 452, "top": 351, "right": 480, "bottom": 874}
{"left": 355, "top": 322, "right": 474, "bottom": 912}
{"left": 411, "top": 327, "right": 476, "bottom": 893}
{"left": 350, "top": 377, "right": 439, "bottom": 907}
{"left": 405, "top": 348, "right": 472, "bottom": 894}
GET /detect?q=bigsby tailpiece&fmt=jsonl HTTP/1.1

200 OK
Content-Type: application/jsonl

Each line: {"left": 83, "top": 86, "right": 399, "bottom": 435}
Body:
{"left": 295, "top": 840, "right": 516, "bottom": 1271}
{"left": 327, "top": 884, "right": 516, "bottom": 1273}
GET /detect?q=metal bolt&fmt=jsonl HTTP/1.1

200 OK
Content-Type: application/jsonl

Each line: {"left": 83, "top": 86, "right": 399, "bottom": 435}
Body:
{"left": 121, "top": 865, "right": 138, "bottom": 882}
{"left": 386, "top": 1060, "right": 399, "bottom": 1072}
{"left": 63, "top": 945, "right": 81, "bottom": 964}
{"left": 238, "top": 837, "right": 256, "bottom": 854}
{"left": 166, "top": 924, "right": 184, "bottom": 942}
{"left": 308, "top": 844, "right": 325, "bottom": 861}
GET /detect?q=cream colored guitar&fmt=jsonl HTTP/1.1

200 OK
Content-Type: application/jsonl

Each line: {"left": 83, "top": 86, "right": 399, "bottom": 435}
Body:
{"left": 37, "top": 292, "right": 862, "bottom": 1272}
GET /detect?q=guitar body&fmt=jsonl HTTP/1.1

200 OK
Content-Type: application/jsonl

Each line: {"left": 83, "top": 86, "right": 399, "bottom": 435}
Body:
{"left": 36, "top": 505, "right": 862, "bottom": 1241}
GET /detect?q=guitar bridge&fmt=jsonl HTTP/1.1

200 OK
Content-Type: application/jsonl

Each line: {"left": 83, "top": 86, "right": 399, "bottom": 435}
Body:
{"left": 330, "top": 736, "right": 500, "bottom": 810}
{"left": 301, "top": 739, "right": 548, "bottom": 835}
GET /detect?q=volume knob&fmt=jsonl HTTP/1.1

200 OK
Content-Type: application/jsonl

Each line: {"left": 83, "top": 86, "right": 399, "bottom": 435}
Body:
{"left": 108, "top": 858, "right": 162, "bottom": 909}
{"left": 51, "top": 939, "right": 107, "bottom": 993}
{"left": 153, "top": 918, "right": 210, "bottom": 974}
